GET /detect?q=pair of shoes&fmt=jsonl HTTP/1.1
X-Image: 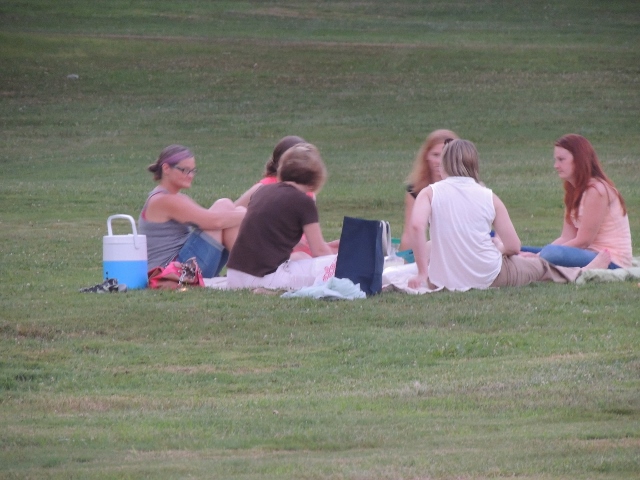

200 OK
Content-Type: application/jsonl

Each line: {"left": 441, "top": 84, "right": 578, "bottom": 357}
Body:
{"left": 79, "top": 278, "right": 128, "bottom": 293}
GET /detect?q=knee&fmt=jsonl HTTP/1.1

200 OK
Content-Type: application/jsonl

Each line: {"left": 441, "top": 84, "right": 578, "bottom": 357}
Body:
{"left": 210, "top": 198, "right": 234, "bottom": 211}
{"left": 539, "top": 245, "right": 563, "bottom": 264}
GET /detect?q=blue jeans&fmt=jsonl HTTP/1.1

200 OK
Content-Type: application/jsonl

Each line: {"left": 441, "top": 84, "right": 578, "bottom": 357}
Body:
{"left": 520, "top": 245, "right": 620, "bottom": 269}
{"left": 177, "top": 228, "right": 229, "bottom": 277}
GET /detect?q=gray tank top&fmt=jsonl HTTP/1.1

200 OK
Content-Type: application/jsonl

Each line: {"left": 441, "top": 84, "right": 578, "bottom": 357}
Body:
{"left": 138, "top": 187, "right": 191, "bottom": 268}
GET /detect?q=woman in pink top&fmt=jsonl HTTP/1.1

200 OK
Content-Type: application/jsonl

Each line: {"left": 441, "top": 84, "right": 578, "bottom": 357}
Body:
{"left": 521, "top": 134, "right": 632, "bottom": 269}
{"left": 235, "top": 136, "right": 312, "bottom": 207}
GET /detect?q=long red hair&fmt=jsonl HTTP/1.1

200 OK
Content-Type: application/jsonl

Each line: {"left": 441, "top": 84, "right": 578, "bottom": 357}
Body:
{"left": 555, "top": 134, "right": 626, "bottom": 222}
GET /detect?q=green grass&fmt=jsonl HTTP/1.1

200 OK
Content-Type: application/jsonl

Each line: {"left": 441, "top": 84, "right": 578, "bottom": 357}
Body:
{"left": 1, "top": 1, "right": 640, "bottom": 478}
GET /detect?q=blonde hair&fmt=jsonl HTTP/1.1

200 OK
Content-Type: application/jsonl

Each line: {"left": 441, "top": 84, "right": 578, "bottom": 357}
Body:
{"left": 277, "top": 143, "right": 327, "bottom": 193}
{"left": 441, "top": 139, "right": 481, "bottom": 183}
{"left": 406, "top": 129, "right": 458, "bottom": 194}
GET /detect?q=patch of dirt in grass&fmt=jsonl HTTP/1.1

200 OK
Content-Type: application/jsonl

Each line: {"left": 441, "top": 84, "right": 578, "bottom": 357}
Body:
{"left": 251, "top": 7, "right": 316, "bottom": 19}
{"left": 575, "top": 436, "right": 640, "bottom": 451}
{"left": 159, "top": 365, "right": 278, "bottom": 374}
{"left": 108, "top": 365, "right": 278, "bottom": 375}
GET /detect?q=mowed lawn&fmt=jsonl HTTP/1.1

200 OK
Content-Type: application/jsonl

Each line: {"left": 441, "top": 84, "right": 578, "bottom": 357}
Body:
{"left": 1, "top": 1, "right": 639, "bottom": 479}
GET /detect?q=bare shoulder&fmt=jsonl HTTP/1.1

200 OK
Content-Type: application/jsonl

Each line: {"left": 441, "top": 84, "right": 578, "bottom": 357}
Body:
{"left": 586, "top": 179, "right": 608, "bottom": 197}
{"left": 417, "top": 185, "right": 434, "bottom": 201}
{"left": 148, "top": 192, "right": 198, "bottom": 214}
{"left": 492, "top": 193, "right": 506, "bottom": 209}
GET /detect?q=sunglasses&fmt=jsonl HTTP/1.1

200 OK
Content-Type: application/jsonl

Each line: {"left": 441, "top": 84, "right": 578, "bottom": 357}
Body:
{"left": 172, "top": 166, "right": 198, "bottom": 176}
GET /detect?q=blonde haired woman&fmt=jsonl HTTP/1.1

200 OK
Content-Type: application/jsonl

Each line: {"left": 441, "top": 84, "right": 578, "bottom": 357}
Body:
{"left": 399, "top": 129, "right": 458, "bottom": 250}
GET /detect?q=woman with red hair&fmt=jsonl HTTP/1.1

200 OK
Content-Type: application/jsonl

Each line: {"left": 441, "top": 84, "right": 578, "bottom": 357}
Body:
{"left": 522, "top": 134, "right": 632, "bottom": 269}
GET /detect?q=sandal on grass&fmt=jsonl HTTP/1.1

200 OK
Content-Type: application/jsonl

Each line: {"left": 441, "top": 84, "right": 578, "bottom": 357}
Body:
{"left": 79, "top": 278, "right": 128, "bottom": 293}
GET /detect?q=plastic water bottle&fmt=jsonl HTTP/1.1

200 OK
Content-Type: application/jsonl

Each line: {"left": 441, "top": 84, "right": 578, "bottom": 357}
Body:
{"left": 384, "top": 240, "right": 404, "bottom": 269}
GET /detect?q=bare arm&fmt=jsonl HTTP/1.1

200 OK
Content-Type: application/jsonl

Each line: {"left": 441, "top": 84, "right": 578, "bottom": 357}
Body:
{"left": 303, "top": 222, "right": 335, "bottom": 257}
{"left": 492, "top": 194, "right": 521, "bottom": 255}
{"left": 151, "top": 194, "right": 245, "bottom": 231}
{"left": 551, "top": 217, "right": 578, "bottom": 245}
{"left": 399, "top": 192, "right": 416, "bottom": 251}
{"left": 234, "top": 183, "right": 262, "bottom": 208}
{"left": 407, "top": 187, "right": 433, "bottom": 288}
{"left": 552, "top": 185, "right": 607, "bottom": 249}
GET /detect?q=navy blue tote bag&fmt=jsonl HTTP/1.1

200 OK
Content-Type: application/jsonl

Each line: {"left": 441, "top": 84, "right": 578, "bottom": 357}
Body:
{"left": 334, "top": 216, "right": 385, "bottom": 296}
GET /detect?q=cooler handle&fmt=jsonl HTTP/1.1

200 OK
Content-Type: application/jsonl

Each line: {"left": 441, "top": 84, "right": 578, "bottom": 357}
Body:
{"left": 106, "top": 214, "right": 142, "bottom": 249}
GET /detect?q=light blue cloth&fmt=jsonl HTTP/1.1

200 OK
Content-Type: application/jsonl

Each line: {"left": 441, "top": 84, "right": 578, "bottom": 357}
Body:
{"left": 281, "top": 277, "right": 367, "bottom": 300}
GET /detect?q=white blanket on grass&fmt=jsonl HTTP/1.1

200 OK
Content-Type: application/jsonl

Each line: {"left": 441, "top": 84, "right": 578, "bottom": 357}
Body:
{"left": 381, "top": 263, "right": 442, "bottom": 295}
{"left": 381, "top": 257, "right": 640, "bottom": 294}
{"left": 575, "top": 260, "right": 640, "bottom": 284}
{"left": 203, "top": 276, "right": 230, "bottom": 289}
{"left": 203, "top": 264, "right": 432, "bottom": 294}
{"left": 205, "top": 257, "right": 640, "bottom": 293}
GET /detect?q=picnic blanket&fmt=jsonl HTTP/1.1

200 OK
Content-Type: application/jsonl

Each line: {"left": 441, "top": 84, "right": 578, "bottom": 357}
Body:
{"left": 204, "top": 257, "right": 640, "bottom": 293}
{"left": 575, "top": 260, "right": 640, "bottom": 284}
{"left": 381, "top": 256, "right": 640, "bottom": 294}
{"left": 381, "top": 263, "right": 442, "bottom": 294}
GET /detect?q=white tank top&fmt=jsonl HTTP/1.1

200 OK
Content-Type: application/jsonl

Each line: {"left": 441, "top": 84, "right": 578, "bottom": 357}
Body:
{"left": 429, "top": 177, "right": 502, "bottom": 291}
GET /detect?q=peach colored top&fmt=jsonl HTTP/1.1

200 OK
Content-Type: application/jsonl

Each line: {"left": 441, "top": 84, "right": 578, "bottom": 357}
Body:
{"left": 571, "top": 181, "right": 632, "bottom": 268}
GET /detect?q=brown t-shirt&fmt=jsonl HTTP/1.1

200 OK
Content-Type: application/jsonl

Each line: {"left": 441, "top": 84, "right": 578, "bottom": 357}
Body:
{"left": 227, "top": 183, "right": 319, "bottom": 276}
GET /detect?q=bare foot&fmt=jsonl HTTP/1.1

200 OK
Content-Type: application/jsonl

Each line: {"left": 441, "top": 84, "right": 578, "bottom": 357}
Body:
{"left": 582, "top": 250, "right": 611, "bottom": 271}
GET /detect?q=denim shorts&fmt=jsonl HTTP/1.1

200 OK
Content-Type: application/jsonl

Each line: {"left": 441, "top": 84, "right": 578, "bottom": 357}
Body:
{"left": 176, "top": 228, "right": 229, "bottom": 278}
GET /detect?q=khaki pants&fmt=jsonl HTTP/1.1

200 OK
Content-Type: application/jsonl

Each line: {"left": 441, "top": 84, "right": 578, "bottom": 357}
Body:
{"left": 490, "top": 255, "right": 581, "bottom": 288}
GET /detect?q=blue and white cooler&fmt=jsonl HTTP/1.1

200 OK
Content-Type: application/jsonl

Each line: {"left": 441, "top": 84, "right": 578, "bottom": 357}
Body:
{"left": 103, "top": 214, "right": 148, "bottom": 289}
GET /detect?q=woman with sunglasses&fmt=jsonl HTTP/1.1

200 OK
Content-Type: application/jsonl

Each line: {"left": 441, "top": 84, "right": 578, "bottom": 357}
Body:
{"left": 139, "top": 144, "right": 246, "bottom": 277}
{"left": 407, "top": 139, "right": 611, "bottom": 292}
{"left": 520, "top": 134, "right": 632, "bottom": 269}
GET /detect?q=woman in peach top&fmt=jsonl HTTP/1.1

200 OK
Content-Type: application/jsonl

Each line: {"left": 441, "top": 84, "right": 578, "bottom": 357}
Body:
{"left": 521, "top": 134, "right": 632, "bottom": 269}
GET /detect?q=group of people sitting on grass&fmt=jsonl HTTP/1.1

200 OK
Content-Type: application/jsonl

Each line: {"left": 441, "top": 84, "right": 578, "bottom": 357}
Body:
{"left": 138, "top": 131, "right": 632, "bottom": 292}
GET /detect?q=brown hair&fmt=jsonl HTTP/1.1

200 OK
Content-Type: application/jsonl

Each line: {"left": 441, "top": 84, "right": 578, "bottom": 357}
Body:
{"left": 441, "top": 139, "right": 481, "bottom": 183}
{"left": 148, "top": 144, "right": 193, "bottom": 181}
{"left": 264, "top": 135, "right": 306, "bottom": 177}
{"left": 406, "top": 129, "right": 458, "bottom": 194}
{"left": 277, "top": 143, "right": 327, "bottom": 193}
{"left": 555, "top": 134, "right": 626, "bottom": 221}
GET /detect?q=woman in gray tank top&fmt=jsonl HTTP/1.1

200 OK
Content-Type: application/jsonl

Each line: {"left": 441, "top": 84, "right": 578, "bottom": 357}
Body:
{"left": 138, "top": 144, "right": 246, "bottom": 277}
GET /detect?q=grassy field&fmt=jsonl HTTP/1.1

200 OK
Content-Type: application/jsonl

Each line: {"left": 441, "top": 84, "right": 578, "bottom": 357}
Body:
{"left": 1, "top": 1, "right": 639, "bottom": 478}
